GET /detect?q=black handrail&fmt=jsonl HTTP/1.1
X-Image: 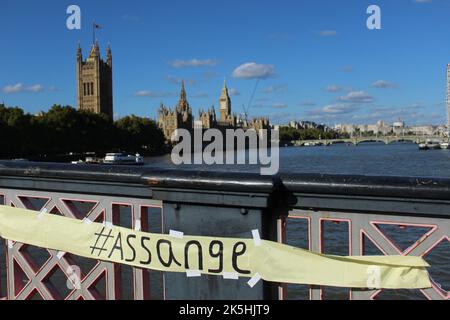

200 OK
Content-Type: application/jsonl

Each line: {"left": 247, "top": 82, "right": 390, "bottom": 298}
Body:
{"left": 1, "top": 160, "right": 450, "bottom": 200}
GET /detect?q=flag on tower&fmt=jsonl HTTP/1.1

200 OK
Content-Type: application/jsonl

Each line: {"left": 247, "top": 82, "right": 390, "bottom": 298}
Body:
{"left": 92, "top": 21, "right": 102, "bottom": 44}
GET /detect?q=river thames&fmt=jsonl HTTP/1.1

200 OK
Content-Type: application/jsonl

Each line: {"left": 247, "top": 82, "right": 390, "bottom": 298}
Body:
{"left": 144, "top": 142, "right": 449, "bottom": 300}
{"left": 145, "top": 142, "right": 450, "bottom": 177}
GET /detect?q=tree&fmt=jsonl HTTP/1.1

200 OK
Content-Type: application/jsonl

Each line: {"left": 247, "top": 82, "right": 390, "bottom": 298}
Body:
{"left": 0, "top": 105, "right": 166, "bottom": 160}
{"left": 114, "top": 115, "right": 165, "bottom": 154}
{"left": 279, "top": 125, "right": 341, "bottom": 142}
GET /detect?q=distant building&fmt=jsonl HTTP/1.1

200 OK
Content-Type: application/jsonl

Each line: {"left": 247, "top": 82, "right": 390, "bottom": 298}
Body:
{"left": 393, "top": 120, "right": 405, "bottom": 135}
{"left": 199, "top": 107, "right": 217, "bottom": 129}
{"left": 408, "top": 125, "right": 434, "bottom": 136}
{"left": 157, "top": 81, "right": 193, "bottom": 141}
{"left": 335, "top": 124, "right": 356, "bottom": 135}
{"left": 289, "top": 121, "right": 300, "bottom": 129}
{"left": 218, "top": 81, "right": 237, "bottom": 128}
{"left": 334, "top": 121, "right": 447, "bottom": 137}
{"left": 251, "top": 118, "right": 271, "bottom": 133}
{"left": 447, "top": 64, "right": 450, "bottom": 127}
{"left": 193, "top": 120, "right": 204, "bottom": 129}
{"left": 157, "top": 80, "right": 270, "bottom": 141}
{"left": 76, "top": 42, "right": 113, "bottom": 120}
{"left": 335, "top": 121, "right": 392, "bottom": 136}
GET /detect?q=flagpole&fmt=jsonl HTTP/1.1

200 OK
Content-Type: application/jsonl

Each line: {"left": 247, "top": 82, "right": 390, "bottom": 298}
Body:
{"left": 92, "top": 21, "right": 95, "bottom": 45}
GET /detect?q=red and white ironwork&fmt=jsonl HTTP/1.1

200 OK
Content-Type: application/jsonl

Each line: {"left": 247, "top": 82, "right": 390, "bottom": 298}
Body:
{"left": 0, "top": 189, "right": 162, "bottom": 300}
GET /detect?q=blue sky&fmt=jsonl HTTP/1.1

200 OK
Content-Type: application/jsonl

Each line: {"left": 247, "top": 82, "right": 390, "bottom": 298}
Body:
{"left": 1, "top": 0, "right": 449, "bottom": 125}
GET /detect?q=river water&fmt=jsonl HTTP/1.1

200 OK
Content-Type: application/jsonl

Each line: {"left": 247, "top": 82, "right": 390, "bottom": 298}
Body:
{"left": 144, "top": 142, "right": 450, "bottom": 300}
{"left": 145, "top": 142, "right": 450, "bottom": 177}
{"left": 2, "top": 143, "right": 448, "bottom": 300}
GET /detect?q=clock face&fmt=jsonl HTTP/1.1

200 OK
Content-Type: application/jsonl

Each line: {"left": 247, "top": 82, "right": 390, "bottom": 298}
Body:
{"left": 220, "top": 98, "right": 228, "bottom": 109}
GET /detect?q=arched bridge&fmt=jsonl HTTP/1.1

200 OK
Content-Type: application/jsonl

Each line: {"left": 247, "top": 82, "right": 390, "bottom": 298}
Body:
{"left": 293, "top": 135, "right": 443, "bottom": 146}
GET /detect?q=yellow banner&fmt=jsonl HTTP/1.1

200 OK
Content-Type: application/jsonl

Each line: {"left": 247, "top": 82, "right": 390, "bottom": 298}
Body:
{"left": 0, "top": 205, "right": 431, "bottom": 289}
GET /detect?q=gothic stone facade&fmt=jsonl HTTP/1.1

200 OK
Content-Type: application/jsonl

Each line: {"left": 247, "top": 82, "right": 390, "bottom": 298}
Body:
{"left": 76, "top": 42, "right": 113, "bottom": 120}
{"left": 158, "top": 81, "right": 193, "bottom": 141}
{"left": 157, "top": 80, "right": 270, "bottom": 141}
{"left": 218, "top": 81, "right": 236, "bottom": 128}
{"left": 198, "top": 107, "right": 217, "bottom": 129}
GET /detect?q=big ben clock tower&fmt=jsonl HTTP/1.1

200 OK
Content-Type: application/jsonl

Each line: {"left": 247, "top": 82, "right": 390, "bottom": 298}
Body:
{"left": 219, "top": 79, "right": 231, "bottom": 124}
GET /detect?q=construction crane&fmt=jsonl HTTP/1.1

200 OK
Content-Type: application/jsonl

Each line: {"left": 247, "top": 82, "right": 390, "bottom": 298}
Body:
{"left": 241, "top": 79, "right": 260, "bottom": 123}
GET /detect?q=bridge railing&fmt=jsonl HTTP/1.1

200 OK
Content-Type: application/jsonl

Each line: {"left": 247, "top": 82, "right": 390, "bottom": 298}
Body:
{"left": 292, "top": 135, "right": 442, "bottom": 146}
{"left": 0, "top": 161, "right": 448, "bottom": 300}
{"left": 280, "top": 173, "right": 450, "bottom": 300}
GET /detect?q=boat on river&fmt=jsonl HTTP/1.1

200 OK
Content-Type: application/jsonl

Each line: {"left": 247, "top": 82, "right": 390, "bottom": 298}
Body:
{"left": 103, "top": 153, "right": 145, "bottom": 165}
{"left": 419, "top": 140, "right": 441, "bottom": 150}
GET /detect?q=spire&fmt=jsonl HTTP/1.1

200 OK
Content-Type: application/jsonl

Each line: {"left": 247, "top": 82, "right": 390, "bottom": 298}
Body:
{"left": 177, "top": 80, "right": 189, "bottom": 112}
{"left": 77, "top": 42, "right": 82, "bottom": 61}
{"left": 221, "top": 78, "right": 230, "bottom": 98}
{"left": 106, "top": 43, "right": 112, "bottom": 67}
{"left": 219, "top": 78, "right": 232, "bottom": 121}
{"left": 222, "top": 78, "right": 229, "bottom": 94}
{"left": 89, "top": 41, "right": 100, "bottom": 58}
{"left": 181, "top": 79, "right": 186, "bottom": 95}
{"left": 180, "top": 80, "right": 187, "bottom": 102}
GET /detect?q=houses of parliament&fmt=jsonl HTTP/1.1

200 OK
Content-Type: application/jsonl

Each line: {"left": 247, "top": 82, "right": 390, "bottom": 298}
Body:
{"left": 76, "top": 42, "right": 113, "bottom": 120}
{"left": 157, "top": 80, "right": 271, "bottom": 141}
{"left": 75, "top": 42, "right": 270, "bottom": 140}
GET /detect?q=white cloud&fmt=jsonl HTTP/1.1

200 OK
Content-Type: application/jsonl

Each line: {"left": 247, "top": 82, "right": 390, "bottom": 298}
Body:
{"left": 322, "top": 104, "right": 359, "bottom": 114}
{"left": 306, "top": 104, "right": 361, "bottom": 122}
{"left": 228, "top": 88, "right": 240, "bottom": 96}
{"left": 261, "top": 84, "right": 288, "bottom": 94}
{"left": 319, "top": 30, "right": 337, "bottom": 37}
{"left": 370, "top": 80, "right": 398, "bottom": 89}
{"left": 338, "top": 91, "right": 374, "bottom": 103}
{"left": 170, "top": 59, "right": 218, "bottom": 68}
{"left": 325, "top": 85, "right": 342, "bottom": 93}
{"left": 27, "top": 84, "right": 44, "bottom": 93}
{"left": 2, "top": 83, "right": 46, "bottom": 94}
{"left": 2, "top": 83, "right": 23, "bottom": 93}
{"left": 165, "top": 75, "right": 196, "bottom": 86}
{"left": 232, "top": 62, "right": 275, "bottom": 80}
{"left": 414, "top": 0, "right": 432, "bottom": 3}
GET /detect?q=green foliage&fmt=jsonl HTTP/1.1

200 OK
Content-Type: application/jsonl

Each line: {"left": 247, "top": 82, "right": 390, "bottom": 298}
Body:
{"left": 0, "top": 104, "right": 166, "bottom": 159}
{"left": 279, "top": 126, "right": 341, "bottom": 142}
{"left": 115, "top": 115, "right": 165, "bottom": 154}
